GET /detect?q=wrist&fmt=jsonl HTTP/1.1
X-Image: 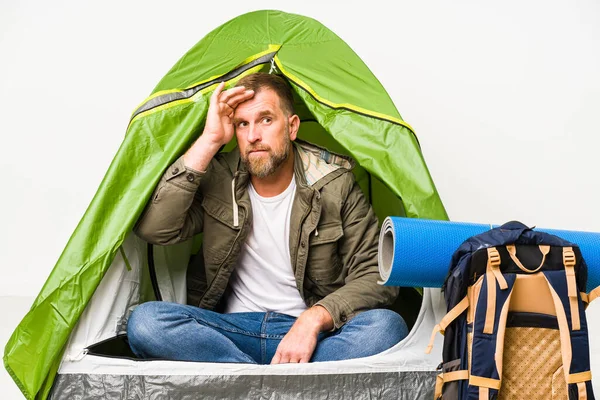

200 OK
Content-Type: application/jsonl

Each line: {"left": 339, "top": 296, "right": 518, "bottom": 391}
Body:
{"left": 183, "top": 135, "right": 222, "bottom": 171}
{"left": 197, "top": 133, "right": 224, "bottom": 152}
{"left": 299, "top": 306, "right": 333, "bottom": 333}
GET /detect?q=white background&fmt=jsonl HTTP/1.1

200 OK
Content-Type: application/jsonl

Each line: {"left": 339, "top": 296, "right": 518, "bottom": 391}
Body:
{"left": 1, "top": 0, "right": 599, "bottom": 397}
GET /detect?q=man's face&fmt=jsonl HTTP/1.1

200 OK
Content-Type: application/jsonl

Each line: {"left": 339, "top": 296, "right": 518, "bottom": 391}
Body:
{"left": 233, "top": 88, "right": 297, "bottom": 178}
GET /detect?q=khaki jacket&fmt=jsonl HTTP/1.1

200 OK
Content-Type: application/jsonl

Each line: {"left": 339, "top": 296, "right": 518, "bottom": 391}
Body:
{"left": 135, "top": 140, "right": 398, "bottom": 329}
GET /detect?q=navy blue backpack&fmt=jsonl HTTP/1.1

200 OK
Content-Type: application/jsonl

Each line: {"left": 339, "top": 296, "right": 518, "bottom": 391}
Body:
{"left": 427, "top": 222, "right": 596, "bottom": 399}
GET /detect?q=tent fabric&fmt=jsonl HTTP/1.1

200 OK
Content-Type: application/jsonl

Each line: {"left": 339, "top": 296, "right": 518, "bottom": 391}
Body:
{"left": 4, "top": 10, "right": 447, "bottom": 400}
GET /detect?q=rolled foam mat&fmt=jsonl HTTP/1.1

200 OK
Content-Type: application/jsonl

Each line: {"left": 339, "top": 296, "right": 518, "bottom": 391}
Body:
{"left": 378, "top": 217, "right": 600, "bottom": 292}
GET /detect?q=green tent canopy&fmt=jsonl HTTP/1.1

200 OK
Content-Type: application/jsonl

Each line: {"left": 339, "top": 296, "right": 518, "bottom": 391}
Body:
{"left": 4, "top": 10, "right": 447, "bottom": 399}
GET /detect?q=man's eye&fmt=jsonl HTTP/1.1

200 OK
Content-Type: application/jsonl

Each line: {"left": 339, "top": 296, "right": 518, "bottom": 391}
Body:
{"left": 262, "top": 117, "right": 272, "bottom": 123}
{"left": 238, "top": 122, "right": 248, "bottom": 128}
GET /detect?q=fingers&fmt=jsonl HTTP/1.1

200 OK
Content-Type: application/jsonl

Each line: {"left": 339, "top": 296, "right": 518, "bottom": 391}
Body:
{"left": 222, "top": 92, "right": 254, "bottom": 111}
{"left": 276, "top": 354, "right": 297, "bottom": 364}
{"left": 271, "top": 352, "right": 282, "bottom": 365}
{"left": 210, "top": 82, "right": 254, "bottom": 112}
{"left": 210, "top": 81, "right": 226, "bottom": 104}
{"left": 219, "top": 85, "right": 247, "bottom": 102}
{"left": 271, "top": 346, "right": 290, "bottom": 364}
{"left": 271, "top": 328, "right": 317, "bottom": 365}
{"left": 271, "top": 349, "right": 308, "bottom": 364}
{"left": 220, "top": 88, "right": 254, "bottom": 109}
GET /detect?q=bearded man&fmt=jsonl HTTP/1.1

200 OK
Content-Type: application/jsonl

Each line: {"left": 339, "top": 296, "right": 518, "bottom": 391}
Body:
{"left": 127, "top": 73, "right": 407, "bottom": 364}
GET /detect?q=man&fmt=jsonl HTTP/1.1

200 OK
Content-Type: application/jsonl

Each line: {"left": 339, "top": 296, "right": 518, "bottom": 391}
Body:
{"left": 127, "top": 73, "right": 407, "bottom": 364}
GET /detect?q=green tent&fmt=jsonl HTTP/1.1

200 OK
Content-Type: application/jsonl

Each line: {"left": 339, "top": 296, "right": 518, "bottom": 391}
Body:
{"left": 4, "top": 10, "right": 447, "bottom": 399}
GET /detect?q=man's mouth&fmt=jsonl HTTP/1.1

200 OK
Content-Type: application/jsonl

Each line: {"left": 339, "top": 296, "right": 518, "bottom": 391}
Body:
{"left": 248, "top": 149, "right": 269, "bottom": 155}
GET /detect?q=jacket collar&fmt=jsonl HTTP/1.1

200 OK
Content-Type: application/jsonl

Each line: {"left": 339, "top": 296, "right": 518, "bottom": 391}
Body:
{"left": 226, "top": 139, "right": 355, "bottom": 228}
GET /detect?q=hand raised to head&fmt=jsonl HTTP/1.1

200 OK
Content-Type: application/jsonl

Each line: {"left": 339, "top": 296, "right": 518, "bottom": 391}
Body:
{"left": 183, "top": 81, "right": 254, "bottom": 172}
{"left": 202, "top": 81, "right": 254, "bottom": 147}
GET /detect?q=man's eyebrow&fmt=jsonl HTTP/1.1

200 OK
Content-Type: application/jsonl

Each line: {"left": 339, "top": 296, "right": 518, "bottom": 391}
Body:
{"left": 256, "top": 110, "right": 274, "bottom": 118}
{"left": 233, "top": 110, "right": 274, "bottom": 125}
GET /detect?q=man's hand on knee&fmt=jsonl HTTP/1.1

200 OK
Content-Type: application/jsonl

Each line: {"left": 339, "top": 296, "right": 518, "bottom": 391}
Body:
{"left": 271, "top": 306, "right": 333, "bottom": 364}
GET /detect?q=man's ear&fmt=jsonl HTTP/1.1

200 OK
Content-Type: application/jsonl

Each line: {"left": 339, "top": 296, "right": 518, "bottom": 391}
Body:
{"left": 288, "top": 114, "right": 300, "bottom": 141}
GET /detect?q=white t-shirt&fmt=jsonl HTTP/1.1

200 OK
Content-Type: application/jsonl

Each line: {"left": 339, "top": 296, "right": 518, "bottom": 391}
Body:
{"left": 224, "top": 176, "right": 308, "bottom": 317}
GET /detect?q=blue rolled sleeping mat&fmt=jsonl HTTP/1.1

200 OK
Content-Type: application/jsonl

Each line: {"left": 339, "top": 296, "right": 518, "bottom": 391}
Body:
{"left": 377, "top": 217, "right": 600, "bottom": 292}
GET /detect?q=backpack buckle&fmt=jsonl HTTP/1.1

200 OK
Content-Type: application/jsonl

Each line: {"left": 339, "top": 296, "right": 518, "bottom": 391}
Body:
{"left": 563, "top": 248, "right": 576, "bottom": 267}
{"left": 487, "top": 247, "right": 501, "bottom": 267}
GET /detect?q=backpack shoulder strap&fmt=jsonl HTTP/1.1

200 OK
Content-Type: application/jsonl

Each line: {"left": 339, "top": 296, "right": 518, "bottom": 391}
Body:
{"left": 468, "top": 264, "right": 516, "bottom": 399}
{"left": 581, "top": 286, "right": 600, "bottom": 305}
{"left": 426, "top": 295, "right": 469, "bottom": 354}
{"left": 543, "top": 269, "right": 592, "bottom": 399}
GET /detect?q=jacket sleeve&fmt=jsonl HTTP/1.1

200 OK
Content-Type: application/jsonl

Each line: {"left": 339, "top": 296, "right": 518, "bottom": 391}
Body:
{"left": 315, "top": 174, "right": 399, "bottom": 329}
{"left": 134, "top": 155, "right": 206, "bottom": 245}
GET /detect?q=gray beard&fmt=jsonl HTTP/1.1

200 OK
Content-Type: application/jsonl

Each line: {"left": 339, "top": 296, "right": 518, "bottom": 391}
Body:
{"left": 241, "top": 127, "right": 291, "bottom": 178}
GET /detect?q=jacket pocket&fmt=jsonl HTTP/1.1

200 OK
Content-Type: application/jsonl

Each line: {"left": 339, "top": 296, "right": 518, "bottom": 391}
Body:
{"left": 306, "top": 222, "right": 344, "bottom": 283}
{"left": 201, "top": 194, "right": 239, "bottom": 265}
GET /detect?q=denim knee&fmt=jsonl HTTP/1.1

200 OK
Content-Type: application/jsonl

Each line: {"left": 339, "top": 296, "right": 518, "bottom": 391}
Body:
{"left": 355, "top": 309, "right": 409, "bottom": 350}
{"left": 127, "top": 301, "right": 169, "bottom": 355}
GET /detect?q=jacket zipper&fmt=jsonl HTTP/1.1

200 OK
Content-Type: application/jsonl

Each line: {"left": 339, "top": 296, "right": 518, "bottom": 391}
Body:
{"left": 294, "top": 189, "right": 318, "bottom": 276}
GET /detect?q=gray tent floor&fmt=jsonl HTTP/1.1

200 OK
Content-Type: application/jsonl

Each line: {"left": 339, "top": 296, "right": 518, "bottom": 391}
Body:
{"left": 50, "top": 371, "right": 437, "bottom": 399}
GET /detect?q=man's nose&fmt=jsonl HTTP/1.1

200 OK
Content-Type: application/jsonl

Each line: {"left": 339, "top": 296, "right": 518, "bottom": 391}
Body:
{"left": 247, "top": 124, "right": 261, "bottom": 143}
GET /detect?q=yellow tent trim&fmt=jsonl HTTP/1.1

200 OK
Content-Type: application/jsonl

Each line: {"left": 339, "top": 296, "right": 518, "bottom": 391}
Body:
{"left": 129, "top": 64, "right": 266, "bottom": 125}
{"left": 273, "top": 56, "right": 415, "bottom": 133}
{"left": 130, "top": 44, "right": 282, "bottom": 118}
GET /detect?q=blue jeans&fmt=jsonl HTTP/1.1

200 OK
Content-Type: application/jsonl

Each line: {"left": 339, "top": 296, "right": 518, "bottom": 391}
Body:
{"left": 127, "top": 302, "right": 408, "bottom": 364}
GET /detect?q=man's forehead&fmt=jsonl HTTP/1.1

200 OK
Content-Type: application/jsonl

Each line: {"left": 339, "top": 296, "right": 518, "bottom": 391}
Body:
{"left": 234, "top": 91, "right": 280, "bottom": 118}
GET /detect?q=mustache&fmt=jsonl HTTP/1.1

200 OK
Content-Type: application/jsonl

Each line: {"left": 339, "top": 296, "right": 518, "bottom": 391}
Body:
{"left": 245, "top": 145, "right": 271, "bottom": 154}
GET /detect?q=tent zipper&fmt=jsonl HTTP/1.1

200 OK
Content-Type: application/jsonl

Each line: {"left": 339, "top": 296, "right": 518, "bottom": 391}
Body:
{"left": 130, "top": 51, "right": 277, "bottom": 122}
{"left": 147, "top": 244, "right": 163, "bottom": 301}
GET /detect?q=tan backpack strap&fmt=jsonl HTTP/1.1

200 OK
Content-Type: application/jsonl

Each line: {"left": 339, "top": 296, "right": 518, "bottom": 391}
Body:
{"left": 434, "top": 370, "right": 470, "bottom": 398}
{"left": 444, "top": 370, "right": 469, "bottom": 382}
{"left": 587, "top": 286, "right": 600, "bottom": 304}
{"left": 484, "top": 247, "right": 505, "bottom": 334}
{"left": 581, "top": 286, "right": 600, "bottom": 310}
{"left": 470, "top": 276, "right": 517, "bottom": 396}
{"left": 469, "top": 375, "right": 501, "bottom": 389}
{"left": 488, "top": 247, "right": 507, "bottom": 289}
{"left": 506, "top": 244, "right": 550, "bottom": 273}
{"left": 434, "top": 374, "right": 443, "bottom": 399}
{"left": 568, "top": 371, "right": 592, "bottom": 384}
{"left": 543, "top": 274, "right": 592, "bottom": 388}
{"left": 576, "top": 382, "right": 588, "bottom": 400}
{"left": 563, "top": 247, "right": 580, "bottom": 331}
{"left": 478, "top": 387, "right": 489, "bottom": 400}
{"left": 426, "top": 296, "right": 469, "bottom": 354}
{"left": 570, "top": 369, "right": 592, "bottom": 400}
